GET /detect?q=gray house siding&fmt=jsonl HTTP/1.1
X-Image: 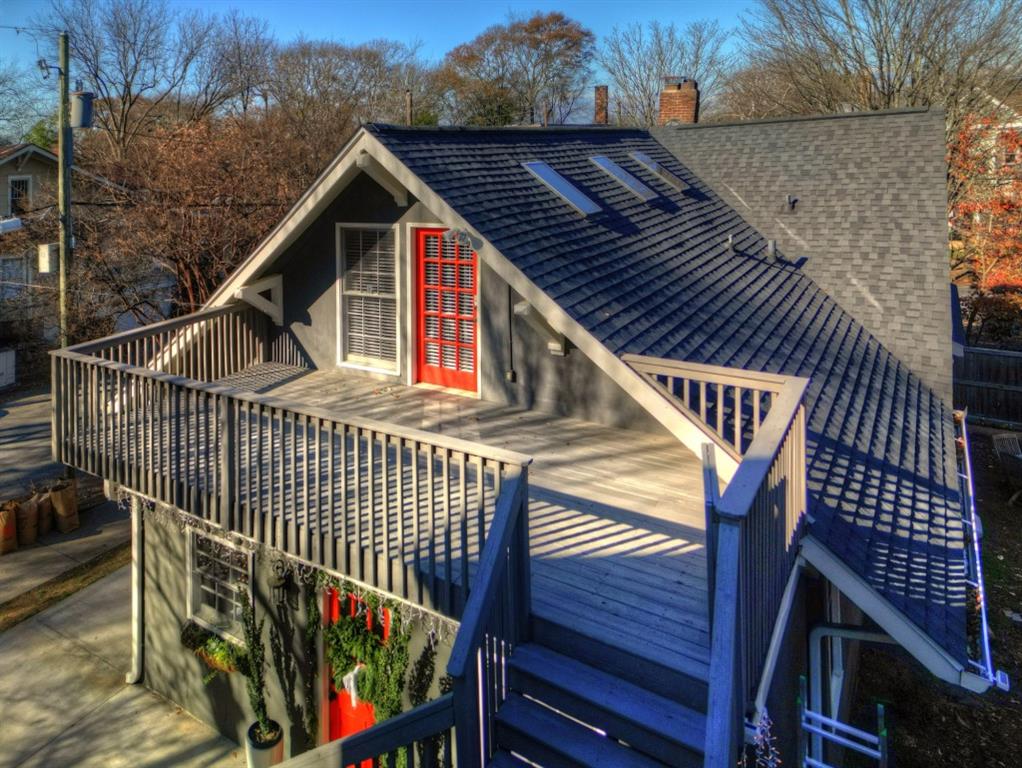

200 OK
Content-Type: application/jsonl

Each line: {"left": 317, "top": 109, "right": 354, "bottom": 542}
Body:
{"left": 142, "top": 512, "right": 453, "bottom": 756}
{"left": 653, "top": 109, "right": 952, "bottom": 401}
{"left": 264, "top": 171, "right": 662, "bottom": 433}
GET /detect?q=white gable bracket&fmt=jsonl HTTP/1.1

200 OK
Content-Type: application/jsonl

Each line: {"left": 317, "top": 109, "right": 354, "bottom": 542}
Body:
{"left": 357, "top": 151, "right": 408, "bottom": 207}
{"left": 234, "top": 273, "right": 283, "bottom": 326}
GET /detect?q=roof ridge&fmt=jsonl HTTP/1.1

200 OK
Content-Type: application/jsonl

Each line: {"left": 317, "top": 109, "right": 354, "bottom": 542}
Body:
{"left": 661, "top": 106, "right": 941, "bottom": 131}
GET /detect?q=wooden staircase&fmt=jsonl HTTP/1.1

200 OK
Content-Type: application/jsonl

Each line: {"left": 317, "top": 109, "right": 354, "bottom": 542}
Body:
{"left": 487, "top": 620, "right": 708, "bottom": 767}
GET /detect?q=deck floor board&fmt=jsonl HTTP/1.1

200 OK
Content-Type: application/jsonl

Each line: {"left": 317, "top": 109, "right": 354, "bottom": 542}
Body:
{"left": 247, "top": 365, "right": 712, "bottom": 677}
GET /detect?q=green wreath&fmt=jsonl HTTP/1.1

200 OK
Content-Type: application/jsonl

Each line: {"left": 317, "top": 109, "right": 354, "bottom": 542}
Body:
{"left": 323, "top": 591, "right": 410, "bottom": 723}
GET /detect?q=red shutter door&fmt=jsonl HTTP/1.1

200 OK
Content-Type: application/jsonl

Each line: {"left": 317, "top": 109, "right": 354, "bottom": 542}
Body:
{"left": 416, "top": 229, "right": 478, "bottom": 392}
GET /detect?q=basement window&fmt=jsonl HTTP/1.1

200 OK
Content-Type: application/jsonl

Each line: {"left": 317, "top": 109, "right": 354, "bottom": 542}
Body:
{"left": 522, "top": 161, "right": 601, "bottom": 216}
{"left": 188, "top": 532, "right": 252, "bottom": 640}
{"left": 339, "top": 226, "right": 398, "bottom": 370}
{"left": 590, "top": 156, "right": 657, "bottom": 201}
{"left": 629, "top": 151, "right": 688, "bottom": 193}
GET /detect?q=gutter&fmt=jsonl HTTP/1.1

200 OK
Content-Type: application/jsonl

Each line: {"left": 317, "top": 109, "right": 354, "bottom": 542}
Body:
{"left": 125, "top": 494, "right": 145, "bottom": 684}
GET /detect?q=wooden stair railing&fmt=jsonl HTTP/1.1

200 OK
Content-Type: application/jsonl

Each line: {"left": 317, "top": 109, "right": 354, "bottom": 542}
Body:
{"left": 278, "top": 692, "right": 455, "bottom": 767}
{"left": 446, "top": 467, "right": 531, "bottom": 766}
{"left": 702, "top": 373, "right": 808, "bottom": 768}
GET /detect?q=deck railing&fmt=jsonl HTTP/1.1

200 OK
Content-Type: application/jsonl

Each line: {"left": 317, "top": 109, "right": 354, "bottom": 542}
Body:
{"left": 701, "top": 372, "right": 808, "bottom": 768}
{"left": 278, "top": 692, "right": 455, "bottom": 767}
{"left": 624, "top": 354, "right": 790, "bottom": 461}
{"left": 51, "top": 305, "right": 532, "bottom": 619}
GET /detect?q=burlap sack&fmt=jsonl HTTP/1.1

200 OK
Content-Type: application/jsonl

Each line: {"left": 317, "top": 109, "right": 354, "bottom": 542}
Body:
{"left": 0, "top": 501, "right": 18, "bottom": 554}
{"left": 15, "top": 496, "right": 38, "bottom": 546}
{"left": 34, "top": 492, "right": 53, "bottom": 537}
{"left": 50, "top": 480, "right": 79, "bottom": 534}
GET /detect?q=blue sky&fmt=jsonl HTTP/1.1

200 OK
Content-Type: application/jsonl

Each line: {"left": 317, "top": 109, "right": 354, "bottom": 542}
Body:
{"left": 3, "top": 0, "right": 753, "bottom": 71}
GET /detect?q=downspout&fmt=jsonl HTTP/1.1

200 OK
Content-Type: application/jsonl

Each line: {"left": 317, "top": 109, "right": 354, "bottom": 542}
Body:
{"left": 125, "top": 495, "right": 145, "bottom": 684}
{"left": 808, "top": 624, "right": 895, "bottom": 762}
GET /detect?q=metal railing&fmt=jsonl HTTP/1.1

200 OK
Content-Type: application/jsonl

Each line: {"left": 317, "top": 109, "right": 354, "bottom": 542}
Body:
{"left": 702, "top": 371, "right": 809, "bottom": 768}
{"left": 51, "top": 305, "right": 532, "bottom": 619}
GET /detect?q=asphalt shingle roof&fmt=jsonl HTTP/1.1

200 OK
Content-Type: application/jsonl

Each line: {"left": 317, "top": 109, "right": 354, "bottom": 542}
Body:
{"left": 367, "top": 123, "right": 968, "bottom": 664}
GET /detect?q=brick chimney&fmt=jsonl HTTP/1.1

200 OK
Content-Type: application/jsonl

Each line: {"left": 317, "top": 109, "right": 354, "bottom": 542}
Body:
{"left": 659, "top": 77, "right": 699, "bottom": 125}
{"left": 594, "top": 84, "right": 609, "bottom": 125}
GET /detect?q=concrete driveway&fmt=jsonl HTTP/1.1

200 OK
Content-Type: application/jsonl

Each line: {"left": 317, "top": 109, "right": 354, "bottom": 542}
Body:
{"left": 0, "top": 566, "right": 244, "bottom": 768}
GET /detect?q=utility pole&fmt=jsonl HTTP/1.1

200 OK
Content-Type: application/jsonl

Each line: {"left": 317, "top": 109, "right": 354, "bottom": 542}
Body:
{"left": 57, "top": 30, "right": 71, "bottom": 348}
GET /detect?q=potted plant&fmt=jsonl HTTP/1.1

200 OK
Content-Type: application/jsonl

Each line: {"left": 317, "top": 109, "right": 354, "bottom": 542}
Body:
{"left": 241, "top": 593, "right": 284, "bottom": 767}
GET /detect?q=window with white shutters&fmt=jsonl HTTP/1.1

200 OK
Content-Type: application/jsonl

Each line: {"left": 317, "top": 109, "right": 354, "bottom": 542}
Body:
{"left": 340, "top": 227, "right": 398, "bottom": 368}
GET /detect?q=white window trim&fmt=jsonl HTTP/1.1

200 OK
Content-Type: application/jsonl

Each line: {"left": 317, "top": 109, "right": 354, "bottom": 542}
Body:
{"left": 186, "top": 529, "right": 254, "bottom": 644}
{"left": 335, "top": 222, "right": 401, "bottom": 375}
{"left": 7, "top": 175, "right": 31, "bottom": 216}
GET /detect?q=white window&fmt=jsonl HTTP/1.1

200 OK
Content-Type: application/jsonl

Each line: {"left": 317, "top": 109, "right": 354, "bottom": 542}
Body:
{"left": 339, "top": 226, "right": 398, "bottom": 369}
{"left": 188, "top": 532, "right": 252, "bottom": 639}
{"left": 0, "top": 255, "right": 27, "bottom": 299}
{"left": 8, "top": 176, "right": 30, "bottom": 216}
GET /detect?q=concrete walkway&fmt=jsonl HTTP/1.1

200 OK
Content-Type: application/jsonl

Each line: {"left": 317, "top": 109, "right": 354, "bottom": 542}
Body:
{"left": 0, "top": 566, "right": 244, "bottom": 768}
{"left": 0, "top": 387, "right": 130, "bottom": 600}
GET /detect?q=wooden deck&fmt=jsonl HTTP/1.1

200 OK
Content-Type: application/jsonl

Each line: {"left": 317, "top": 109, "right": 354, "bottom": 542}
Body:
{"left": 229, "top": 363, "right": 711, "bottom": 679}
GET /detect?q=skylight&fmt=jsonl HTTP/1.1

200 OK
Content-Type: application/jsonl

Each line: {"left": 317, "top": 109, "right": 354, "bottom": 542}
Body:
{"left": 629, "top": 151, "right": 688, "bottom": 193}
{"left": 522, "top": 161, "right": 601, "bottom": 216}
{"left": 590, "top": 156, "right": 657, "bottom": 202}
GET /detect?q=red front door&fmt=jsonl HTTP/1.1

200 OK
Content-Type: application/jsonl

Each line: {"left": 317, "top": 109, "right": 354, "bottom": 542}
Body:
{"left": 326, "top": 590, "right": 391, "bottom": 763}
{"left": 416, "top": 229, "right": 478, "bottom": 392}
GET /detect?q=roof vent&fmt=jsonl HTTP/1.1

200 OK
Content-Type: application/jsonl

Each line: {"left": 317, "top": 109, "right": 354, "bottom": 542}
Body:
{"left": 522, "top": 161, "right": 601, "bottom": 216}
{"left": 590, "top": 156, "right": 657, "bottom": 201}
{"left": 629, "top": 151, "right": 688, "bottom": 193}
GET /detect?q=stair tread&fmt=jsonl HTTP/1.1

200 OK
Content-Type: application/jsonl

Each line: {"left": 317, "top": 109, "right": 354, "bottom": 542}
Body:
{"left": 532, "top": 598, "right": 710, "bottom": 682}
{"left": 510, "top": 643, "right": 705, "bottom": 753}
{"left": 497, "top": 693, "right": 666, "bottom": 768}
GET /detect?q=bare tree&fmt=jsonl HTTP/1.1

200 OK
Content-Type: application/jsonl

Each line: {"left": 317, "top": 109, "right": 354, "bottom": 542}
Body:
{"left": 733, "top": 0, "right": 1022, "bottom": 137}
{"left": 42, "top": 0, "right": 271, "bottom": 158}
{"left": 597, "top": 20, "right": 732, "bottom": 127}
{"left": 0, "top": 57, "right": 47, "bottom": 143}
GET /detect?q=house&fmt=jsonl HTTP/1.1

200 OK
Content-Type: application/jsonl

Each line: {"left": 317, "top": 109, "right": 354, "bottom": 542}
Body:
{"left": 0, "top": 143, "right": 57, "bottom": 298}
{"left": 50, "top": 82, "right": 995, "bottom": 768}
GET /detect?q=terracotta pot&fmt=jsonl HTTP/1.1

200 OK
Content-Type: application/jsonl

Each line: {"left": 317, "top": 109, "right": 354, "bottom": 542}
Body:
{"left": 195, "top": 647, "right": 237, "bottom": 674}
{"left": 245, "top": 720, "right": 284, "bottom": 768}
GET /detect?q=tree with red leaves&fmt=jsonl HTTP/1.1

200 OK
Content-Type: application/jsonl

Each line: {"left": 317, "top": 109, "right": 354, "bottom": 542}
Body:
{"left": 950, "top": 116, "right": 1022, "bottom": 343}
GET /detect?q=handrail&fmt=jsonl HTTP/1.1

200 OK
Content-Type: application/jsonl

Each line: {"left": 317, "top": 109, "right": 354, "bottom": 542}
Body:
{"left": 447, "top": 468, "right": 531, "bottom": 766}
{"left": 277, "top": 693, "right": 454, "bottom": 767}
{"left": 66, "top": 304, "right": 240, "bottom": 355}
{"left": 702, "top": 369, "right": 808, "bottom": 768}
{"left": 51, "top": 308, "right": 534, "bottom": 621}
{"left": 54, "top": 348, "right": 533, "bottom": 469}
{"left": 625, "top": 353, "right": 794, "bottom": 464}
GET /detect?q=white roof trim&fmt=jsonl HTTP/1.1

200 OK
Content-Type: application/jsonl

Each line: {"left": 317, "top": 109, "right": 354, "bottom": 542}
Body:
{"left": 801, "top": 535, "right": 990, "bottom": 693}
{"left": 0, "top": 144, "right": 58, "bottom": 167}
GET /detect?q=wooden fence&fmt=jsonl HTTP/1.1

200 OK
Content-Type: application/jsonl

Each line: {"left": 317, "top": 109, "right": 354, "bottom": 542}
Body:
{"left": 954, "top": 346, "right": 1022, "bottom": 427}
{"left": 51, "top": 304, "right": 532, "bottom": 620}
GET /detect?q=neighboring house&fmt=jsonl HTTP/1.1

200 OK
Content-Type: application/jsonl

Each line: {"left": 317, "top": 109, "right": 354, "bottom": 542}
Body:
{"left": 50, "top": 85, "right": 996, "bottom": 768}
{"left": 0, "top": 143, "right": 57, "bottom": 300}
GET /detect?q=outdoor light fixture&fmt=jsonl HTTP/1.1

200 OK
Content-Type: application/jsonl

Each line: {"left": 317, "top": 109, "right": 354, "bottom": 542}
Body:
{"left": 441, "top": 228, "right": 480, "bottom": 251}
{"left": 269, "top": 557, "right": 296, "bottom": 609}
{"left": 37, "top": 58, "right": 62, "bottom": 79}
